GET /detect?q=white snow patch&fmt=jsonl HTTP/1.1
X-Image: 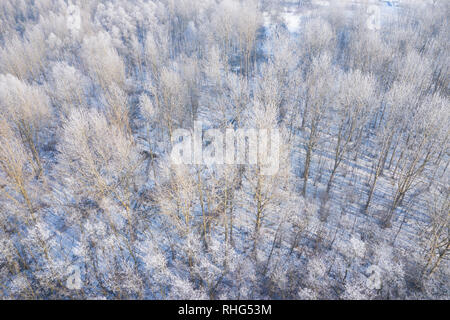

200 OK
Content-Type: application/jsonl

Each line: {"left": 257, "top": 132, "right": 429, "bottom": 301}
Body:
{"left": 282, "top": 10, "right": 301, "bottom": 33}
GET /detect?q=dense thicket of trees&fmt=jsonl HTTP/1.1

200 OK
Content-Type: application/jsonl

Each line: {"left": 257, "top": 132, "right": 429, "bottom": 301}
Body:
{"left": 0, "top": 0, "right": 448, "bottom": 299}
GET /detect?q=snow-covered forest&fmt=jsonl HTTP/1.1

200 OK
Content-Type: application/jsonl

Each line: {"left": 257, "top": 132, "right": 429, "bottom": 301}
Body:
{"left": 0, "top": 0, "right": 448, "bottom": 299}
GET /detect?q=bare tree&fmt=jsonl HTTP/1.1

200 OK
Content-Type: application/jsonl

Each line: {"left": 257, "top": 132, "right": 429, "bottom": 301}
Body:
{"left": 0, "top": 74, "right": 51, "bottom": 177}
{"left": 300, "top": 53, "right": 335, "bottom": 196}
{"left": 326, "top": 70, "right": 376, "bottom": 193}
{"left": 419, "top": 185, "right": 449, "bottom": 277}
